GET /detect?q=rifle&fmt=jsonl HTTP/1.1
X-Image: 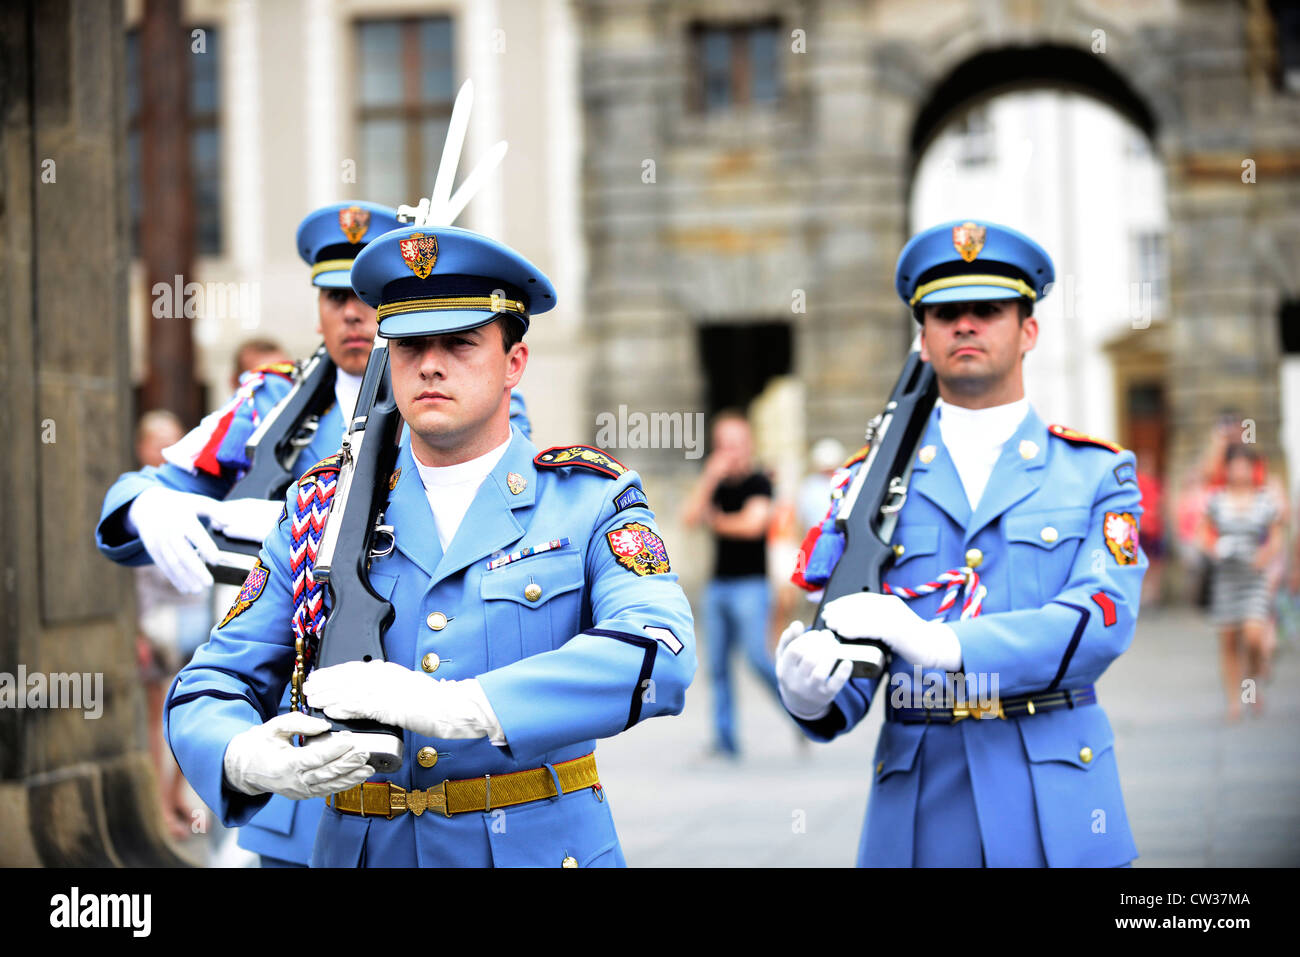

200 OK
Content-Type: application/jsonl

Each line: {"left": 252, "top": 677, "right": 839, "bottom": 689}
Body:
{"left": 812, "top": 345, "right": 938, "bottom": 680}
{"left": 302, "top": 341, "right": 405, "bottom": 773}
{"left": 297, "top": 77, "right": 506, "bottom": 773}
{"left": 208, "top": 345, "right": 338, "bottom": 585}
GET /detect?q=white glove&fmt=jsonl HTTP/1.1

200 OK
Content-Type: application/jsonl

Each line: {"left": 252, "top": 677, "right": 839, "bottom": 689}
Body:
{"left": 206, "top": 497, "right": 285, "bottom": 544}
{"left": 125, "top": 487, "right": 220, "bottom": 594}
{"left": 222, "top": 712, "right": 374, "bottom": 800}
{"left": 775, "top": 621, "right": 854, "bottom": 721}
{"left": 303, "top": 661, "right": 505, "bottom": 742}
{"left": 822, "top": 592, "right": 962, "bottom": 671}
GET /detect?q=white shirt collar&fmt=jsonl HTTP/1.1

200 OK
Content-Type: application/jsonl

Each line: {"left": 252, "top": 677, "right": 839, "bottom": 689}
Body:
{"left": 333, "top": 368, "right": 365, "bottom": 426}
{"left": 937, "top": 396, "right": 1030, "bottom": 450}
{"left": 412, "top": 435, "right": 512, "bottom": 489}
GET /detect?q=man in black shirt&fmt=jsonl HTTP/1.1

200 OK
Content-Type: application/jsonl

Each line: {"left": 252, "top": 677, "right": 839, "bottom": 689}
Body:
{"left": 683, "top": 411, "right": 780, "bottom": 755}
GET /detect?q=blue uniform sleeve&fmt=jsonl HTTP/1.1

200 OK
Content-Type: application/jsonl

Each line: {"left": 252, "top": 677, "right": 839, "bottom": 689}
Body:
{"left": 96, "top": 464, "right": 232, "bottom": 565}
{"left": 162, "top": 483, "right": 301, "bottom": 826}
{"left": 951, "top": 449, "right": 1146, "bottom": 696}
{"left": 476, "top": 470, "right": 697, "bottom": 763}
{"left": 789, "top": 676, "right": 871, "bottom": 743}
{"left": 96, "top": 373, "right": 294, "bottom": 565}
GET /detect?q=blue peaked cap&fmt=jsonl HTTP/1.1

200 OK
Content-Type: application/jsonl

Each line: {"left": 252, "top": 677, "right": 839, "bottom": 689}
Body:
{"left": 895, "top": 219, "right": 1055, "bottom": 319}
{"left": 296, "top": 201, "right": 404, "bottom": 289}
{"left": 350, "top": 225, "right": 556, "bottom": 338}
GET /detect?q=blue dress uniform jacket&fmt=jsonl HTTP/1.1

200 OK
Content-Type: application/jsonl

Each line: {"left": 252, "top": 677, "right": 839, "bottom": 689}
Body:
{"left": 800, "top": 405, "right": 1144, "bottom": 867}
{"left": 97, "top": 369, "right": 346, "bottom": 865}
{"left": 164, "top": 427, "right": 697, "bottom": 867}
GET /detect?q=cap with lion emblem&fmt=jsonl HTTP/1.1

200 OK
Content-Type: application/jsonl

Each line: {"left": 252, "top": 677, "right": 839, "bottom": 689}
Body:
{"left": 894, "top": 219, "right": 1055, "bottom": 320}
{"left": 296, "top": 201, "right": 404, "bottom": 289}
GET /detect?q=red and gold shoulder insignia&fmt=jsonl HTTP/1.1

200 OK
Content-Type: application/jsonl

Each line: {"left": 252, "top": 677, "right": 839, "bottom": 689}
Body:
{"left": 219, "top": 560, "right": 270, "bottom": 628}
{"left": 254, "top": 361, "right": 297, "bottom": 381}
{"left": 301, "top": 452, "right": 343, "bottom": 482}
{"left": 841, "top": 443, "right": 871, "bottom": 468}
{"left": 535, "top": 445, "right": 627, "bottom": 479}
{"left": 1048, "top": 424, "right": 1122, "bottom": 454}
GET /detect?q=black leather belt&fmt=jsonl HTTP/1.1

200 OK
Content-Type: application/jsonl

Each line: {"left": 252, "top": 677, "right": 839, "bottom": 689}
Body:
{"left": 886, "top": 684, "right": 1097, "bottom": 724}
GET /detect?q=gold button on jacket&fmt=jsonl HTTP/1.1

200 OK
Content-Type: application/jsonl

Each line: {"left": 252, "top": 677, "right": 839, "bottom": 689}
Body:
{"left": 427, "top": 611, "right": 448, "bottom": 631}
{"left": 417, "top": 747, "right": 439, "bottom": 768}
{"left": 524, "top": 583, "right": 543, "bottom": 602}
{"left": 964, "top": 547, "right": 983, "bottom": 568}
{"left": 561, "top": 856, "right": 578, "bottom": 868}
{"left": 421, "top": 652, "right": 441, "bottom": 673}
{"left": 1079, "top": 746, "right": 1093, "bottom": 764}
{"left": 1040, "top": 526, "right": 1059, "bottom": 544}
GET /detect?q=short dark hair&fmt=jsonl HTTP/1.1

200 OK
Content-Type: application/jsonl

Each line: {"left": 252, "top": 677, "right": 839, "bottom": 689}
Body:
{"left": 498, "top": 316, "right": 524, "bottom": 352}
{"left": 1224, "top": 443, "right": 1259, "bottom": 465}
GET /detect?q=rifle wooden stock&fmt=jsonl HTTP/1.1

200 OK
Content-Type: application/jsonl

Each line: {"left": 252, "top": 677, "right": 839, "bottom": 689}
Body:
{"left": 813, "top": 350, "right": 938, "bottom": 682}
{"left": 209, "top": 345, "right": 338, "bottom": 584}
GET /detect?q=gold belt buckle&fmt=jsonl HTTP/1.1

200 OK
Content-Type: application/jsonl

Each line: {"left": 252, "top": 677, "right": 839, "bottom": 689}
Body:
{"left": 951, "top": 700, "right": 1005, "bottom": 723}
{"left": 402, "top": 780, "right": 450, "bottom": 818}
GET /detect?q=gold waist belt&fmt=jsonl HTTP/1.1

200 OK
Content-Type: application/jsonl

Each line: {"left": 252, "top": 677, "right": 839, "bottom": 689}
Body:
{"left": 327, "top": 752, "right": 600, "bottom": 819}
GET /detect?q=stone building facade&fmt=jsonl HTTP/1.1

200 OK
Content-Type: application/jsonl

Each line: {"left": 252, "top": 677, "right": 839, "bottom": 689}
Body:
{"left": 576, "top": 0, "right": 1300, "bottom": 558}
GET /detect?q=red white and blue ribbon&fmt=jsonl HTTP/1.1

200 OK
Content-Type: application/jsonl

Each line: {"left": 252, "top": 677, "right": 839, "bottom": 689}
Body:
{"left": 289, "top": 469, "right": 338, "bottom": 706}
{"left": 883, "top": 566, "right": 986, "bottom": 620}
{"left": 161, "top": 365, "right": 294, "bottom": 477}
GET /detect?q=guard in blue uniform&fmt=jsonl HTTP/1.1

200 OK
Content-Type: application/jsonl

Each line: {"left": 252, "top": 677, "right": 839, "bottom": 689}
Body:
{"left": 97, "top": 201, "right": 404, "bottom": 867}
{"left": 780, "top": 220, "right": 1145, "bottom": 867}
{"left": 164, "top": 225, "right": 696, "bottom": 867}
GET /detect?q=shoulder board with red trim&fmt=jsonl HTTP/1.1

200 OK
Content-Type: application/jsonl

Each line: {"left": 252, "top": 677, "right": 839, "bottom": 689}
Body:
{"left": 300, "top": 452, "right": 343, "bottom": 482}
{"left": 534, "top": 445, "right": 627, "bottom": 479}
{"left": 253, "top": 361, "right": 297, "bottom": 381}
{"left": 1048, "top": 424, "right": 1123, "bottom": 454}
{"left": 841, "top": 443, "right": 871, "bottom": 468}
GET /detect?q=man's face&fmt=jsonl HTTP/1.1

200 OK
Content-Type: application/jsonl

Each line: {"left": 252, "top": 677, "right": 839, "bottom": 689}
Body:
{"left": 388, "top": 319, "right": 527, "bottom": 455}
{"left": 1225, "top": 455, "right": 1254, "bottom": 487}
{"left": 135, "top": 423, "right": 182, "bottom": 469}
{"left": 317, "top": 287, "right": 378, "bottom": 376}
{"left": 919, "top": 299, "right": 1037, "bottom": 398}
{"left": 711, "top": 418, "right": 754, "bottom": 476}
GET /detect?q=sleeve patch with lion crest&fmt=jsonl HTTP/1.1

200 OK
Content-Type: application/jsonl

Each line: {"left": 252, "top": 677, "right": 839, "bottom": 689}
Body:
{"left": 1103, "top": 511, "right": 1140, "bottom": 565}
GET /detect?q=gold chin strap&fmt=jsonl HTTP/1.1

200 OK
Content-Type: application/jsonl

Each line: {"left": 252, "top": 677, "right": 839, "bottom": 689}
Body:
{"left": 909, "top": 273, "right": 1037, "bottom": 306}
{"left": 378, "top": 296, "right": 528, "bottom": 322}
{"left": 311, "top": 258, "right": 356, "bottom": 279}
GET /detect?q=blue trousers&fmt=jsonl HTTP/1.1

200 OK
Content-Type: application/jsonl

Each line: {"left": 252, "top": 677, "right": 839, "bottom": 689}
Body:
{"left": 704, "top": 576, "right": 778, "bottom": 752}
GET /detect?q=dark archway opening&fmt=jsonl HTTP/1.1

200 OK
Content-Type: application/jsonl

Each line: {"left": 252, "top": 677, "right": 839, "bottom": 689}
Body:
{"left": 696, "top": 320, "right": 792, "bottom": 419}
{"left": 908, "top": 43, "right": 1158, "bottom": 177}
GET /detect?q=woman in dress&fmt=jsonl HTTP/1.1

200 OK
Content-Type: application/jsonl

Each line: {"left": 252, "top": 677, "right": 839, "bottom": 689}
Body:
{"left": 1199, "top": 445, "right": 1285, "bottom": 721}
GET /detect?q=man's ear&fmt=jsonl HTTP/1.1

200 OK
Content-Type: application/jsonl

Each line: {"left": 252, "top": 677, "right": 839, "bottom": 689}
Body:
{"left": 505, "top": 341, "right": 528, "bottom": 389}
{"left": 315, "top": 289, "right": 325, "bottom": 337}
{"left": 919, "top": 323, "right": 931, "bottom": 363}
{"left": 1019, "top": 314, "right": 1039, "bottom": 357}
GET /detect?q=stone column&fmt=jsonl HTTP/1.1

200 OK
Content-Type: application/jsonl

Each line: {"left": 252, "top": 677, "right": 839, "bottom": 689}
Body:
{"left": 0, "top": 0, "right": 188, "bottom": 866}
